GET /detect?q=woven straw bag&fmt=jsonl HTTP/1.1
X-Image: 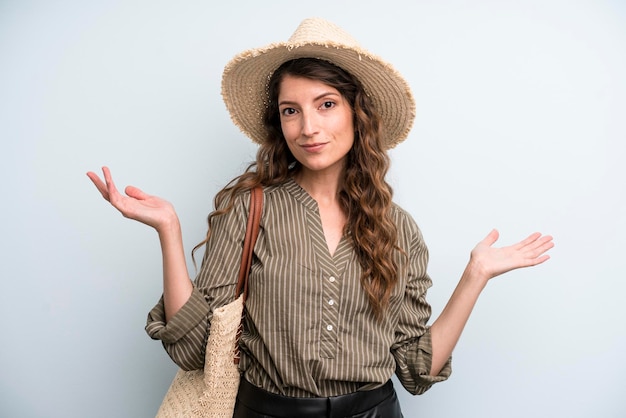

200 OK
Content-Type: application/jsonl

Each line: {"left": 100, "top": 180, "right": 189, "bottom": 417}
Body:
{"left": 155, "top": 187, "right": 263, "bottom": 418}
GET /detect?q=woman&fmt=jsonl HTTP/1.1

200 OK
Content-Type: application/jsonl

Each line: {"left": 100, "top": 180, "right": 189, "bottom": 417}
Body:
{"left": 87, "top": 18, "right": 553, "bottom": 418}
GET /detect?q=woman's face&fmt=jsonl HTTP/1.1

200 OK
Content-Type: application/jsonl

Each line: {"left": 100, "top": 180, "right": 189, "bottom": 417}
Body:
{"left": 278, "top": 75, "right": 354, "bottom": 179}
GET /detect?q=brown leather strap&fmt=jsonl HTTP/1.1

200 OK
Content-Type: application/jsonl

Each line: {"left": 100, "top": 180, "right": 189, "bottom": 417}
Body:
{"left": 233, "top": 187, "right": 262, "bottom": 365}
{"left": 234, "top": 186, "right": 263, "bottom": 303}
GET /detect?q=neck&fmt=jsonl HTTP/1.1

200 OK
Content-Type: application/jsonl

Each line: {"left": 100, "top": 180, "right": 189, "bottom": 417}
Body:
{"left": 294, "top": 169, "right": 343, "bottom": 206}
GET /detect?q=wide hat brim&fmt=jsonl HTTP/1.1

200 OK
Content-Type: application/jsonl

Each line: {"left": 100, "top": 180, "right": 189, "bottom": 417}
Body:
{"left": 221, "top": 18, "right": 415, "bottom": 150}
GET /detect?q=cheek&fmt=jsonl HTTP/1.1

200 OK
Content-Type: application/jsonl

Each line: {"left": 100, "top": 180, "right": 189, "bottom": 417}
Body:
{"left": 280, "top": 121, "right": 301, "bottom": 144}
{"left": 343, "top": 114, "right": 356, "bottom": 142}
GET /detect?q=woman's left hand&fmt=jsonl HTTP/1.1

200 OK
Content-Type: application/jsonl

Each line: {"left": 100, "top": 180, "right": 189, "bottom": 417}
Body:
{"left": 469, "top": 229, "right": 554, "bottom": 281}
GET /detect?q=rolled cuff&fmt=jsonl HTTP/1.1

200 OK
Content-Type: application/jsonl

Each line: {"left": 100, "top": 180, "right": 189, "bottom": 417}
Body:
{"left": 395, "top": 328, "right": 452, "bottom": 395}
{"left": 145, "top": 286, "right": 210, "bottom": 344}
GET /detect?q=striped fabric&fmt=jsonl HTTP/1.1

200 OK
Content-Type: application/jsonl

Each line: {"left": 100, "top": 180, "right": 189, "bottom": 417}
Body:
{"left": 146, "top": 178, "right": 451, "bottom": 397}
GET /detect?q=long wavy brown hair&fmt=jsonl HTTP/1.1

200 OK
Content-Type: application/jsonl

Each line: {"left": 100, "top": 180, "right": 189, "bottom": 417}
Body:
{"left": 193, "top": 58, "right": 402, "bottom": 318}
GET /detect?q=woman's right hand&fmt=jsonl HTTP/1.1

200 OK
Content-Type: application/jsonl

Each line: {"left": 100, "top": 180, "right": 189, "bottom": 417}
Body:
{"left": 86, "top": 166, "right": 178, "bottom": 232}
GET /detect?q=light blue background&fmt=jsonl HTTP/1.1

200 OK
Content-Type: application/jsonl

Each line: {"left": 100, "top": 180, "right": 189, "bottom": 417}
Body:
{"left": 2, "top": 0, "right": 625, "bottom": 417}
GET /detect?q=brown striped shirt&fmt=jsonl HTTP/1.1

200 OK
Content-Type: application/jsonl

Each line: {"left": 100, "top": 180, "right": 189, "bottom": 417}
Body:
{"left": 146, "top": 178, "right": 451, "bottom": 397}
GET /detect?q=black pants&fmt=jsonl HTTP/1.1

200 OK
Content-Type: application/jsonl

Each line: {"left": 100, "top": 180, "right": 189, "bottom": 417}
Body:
{"left": 233, "top": 379, "right": 404, "bottom": 418}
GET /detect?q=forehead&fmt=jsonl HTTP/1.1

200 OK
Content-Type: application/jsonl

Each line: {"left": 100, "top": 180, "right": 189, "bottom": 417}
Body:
{"left": 277, "top": 75, "right": 342, "bottom": 100}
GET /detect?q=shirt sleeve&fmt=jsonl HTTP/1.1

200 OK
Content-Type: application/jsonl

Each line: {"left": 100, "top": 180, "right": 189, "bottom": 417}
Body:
{"left": 145, "top": 192, "right": 249, "bottom": 371}
{"left": 392, "top": 215, "right": 452, "bottom": 395}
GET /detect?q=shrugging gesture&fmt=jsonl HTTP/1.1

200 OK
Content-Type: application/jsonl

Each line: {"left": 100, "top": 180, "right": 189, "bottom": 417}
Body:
{"left": 429, "top": 229, "right": 554, "bottom": 376}
{"left": 87, "top": 166, "right": 192, "bottom": 320}
{"left": 87, "top": 18, "right": 556, "bottom": 417}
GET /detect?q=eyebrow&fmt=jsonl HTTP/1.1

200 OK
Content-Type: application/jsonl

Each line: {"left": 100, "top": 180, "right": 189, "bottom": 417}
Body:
{"left": 278, "top": 91, "right": 341, "bottom": 107}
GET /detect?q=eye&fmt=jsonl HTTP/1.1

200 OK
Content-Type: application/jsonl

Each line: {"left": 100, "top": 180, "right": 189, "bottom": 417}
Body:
{"left": 321, "top": 101, "right": 335, "bottom": 109}
{"left": 280, "top": 107, "right": 297, "bottom": 116}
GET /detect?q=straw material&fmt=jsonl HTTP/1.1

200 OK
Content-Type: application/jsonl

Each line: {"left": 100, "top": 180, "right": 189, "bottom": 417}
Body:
{"left": 155, "top": 187, "right": 263, "bottom": 417}
{"left": 155, "top": 295, "right": 244, "bottom": 418}
{"left": 221, "top": 17, "right": 415, "bottom": 150}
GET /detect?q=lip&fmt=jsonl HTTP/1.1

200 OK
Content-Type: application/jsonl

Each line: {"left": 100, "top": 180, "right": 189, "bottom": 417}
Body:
{"left": 300, "top": 142, "right": 328, "bottom": 153}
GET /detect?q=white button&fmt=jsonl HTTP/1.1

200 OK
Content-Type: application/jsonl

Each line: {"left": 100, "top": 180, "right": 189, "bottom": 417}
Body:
{"left": 329, "top": 276, "right": 336, "bottom": 283}
{"left": 328, "top": 299, "right": 335, "bottom": 306}
{"left": 326, "top": 325, "right": 333, "bottom": 331}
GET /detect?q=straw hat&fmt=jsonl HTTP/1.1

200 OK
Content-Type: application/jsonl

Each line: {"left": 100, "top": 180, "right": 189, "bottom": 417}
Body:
{"left": 221, "top": 17, "right": 415, "bottom": 150}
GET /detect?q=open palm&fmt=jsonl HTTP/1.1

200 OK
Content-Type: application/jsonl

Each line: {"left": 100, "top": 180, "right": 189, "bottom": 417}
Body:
{"left": 470, "top": 229, "right": 554, "bottom": 280}
{"left": 86, "top": 166, "right": 177, "bottom": 231}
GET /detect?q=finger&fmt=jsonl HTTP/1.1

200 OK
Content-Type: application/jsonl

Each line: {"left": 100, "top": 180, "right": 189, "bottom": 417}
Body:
{"left": 526, "top": 253, "right": 551, "bottom": 267}
{"left": 101, "top": 166, "right": 125, "bottom": 207}
{"left": 527, "top": 237, "right": 555, "bottom": 258}
{"left": 513, "top": 232, "right": 543, "bottom": 250}
{"left": 102, "top": 166, "right": 115, "bottom": 189}
{"left": 86, "top": 171, "right": 110, "bottom": 201}
{"left": 521, "top": 234, "right": 554, "bottom": 253}
{"left": 516, "top": 237, "right": 554, "bottom": 267}
{"left": 481, "top": 229, "right": 499, "bottom": 247}
{"left": 125, "top": 185, "right": 149, "bottom": 200}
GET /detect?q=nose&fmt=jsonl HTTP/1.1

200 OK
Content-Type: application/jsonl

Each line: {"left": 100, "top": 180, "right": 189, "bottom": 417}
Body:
{"left": 301, "top": 109, "right": 320, "bottom": 137}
